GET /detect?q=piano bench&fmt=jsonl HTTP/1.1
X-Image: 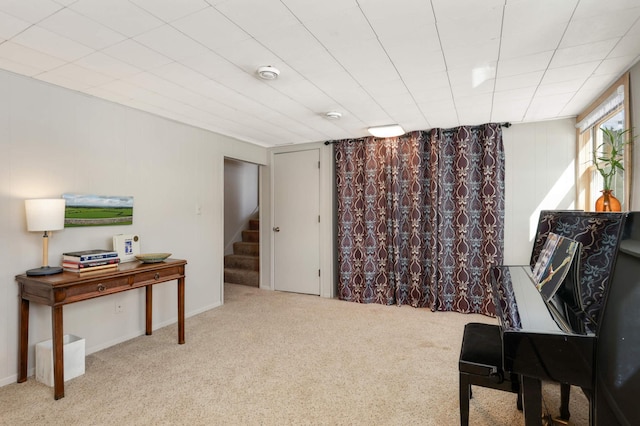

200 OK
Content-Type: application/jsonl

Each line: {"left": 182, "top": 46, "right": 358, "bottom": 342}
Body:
{"left": 459, "top": 322, "right": 521, "bottom": 426}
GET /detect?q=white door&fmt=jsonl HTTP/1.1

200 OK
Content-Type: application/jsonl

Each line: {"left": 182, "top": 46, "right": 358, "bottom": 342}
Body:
{"left": 273, "top": 149, "right": 320, "bottom": 295}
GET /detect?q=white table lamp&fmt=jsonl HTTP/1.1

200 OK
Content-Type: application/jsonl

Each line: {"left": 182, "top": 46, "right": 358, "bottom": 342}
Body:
{"left": 25, "top": 198, "right": 66, "bottom": 276}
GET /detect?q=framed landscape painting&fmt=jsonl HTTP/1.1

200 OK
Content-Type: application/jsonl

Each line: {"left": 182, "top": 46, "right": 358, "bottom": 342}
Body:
{"left": 62, "top": 193, "right": 133, "bottom": 227}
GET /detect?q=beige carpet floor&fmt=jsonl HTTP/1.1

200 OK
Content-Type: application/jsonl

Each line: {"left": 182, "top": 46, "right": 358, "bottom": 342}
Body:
{"left": 0, "top": 283, "right": 589, "bottom": 425}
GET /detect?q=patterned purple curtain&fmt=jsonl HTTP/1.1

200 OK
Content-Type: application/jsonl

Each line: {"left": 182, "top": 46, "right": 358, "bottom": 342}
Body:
{"left": 335, "top": 124, "right": 505, "bottom": 316}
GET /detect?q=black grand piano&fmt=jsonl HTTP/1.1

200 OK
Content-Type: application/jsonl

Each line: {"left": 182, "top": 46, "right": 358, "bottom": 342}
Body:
{"left": 490, "top": 210, "right": 640, "bottom": 425}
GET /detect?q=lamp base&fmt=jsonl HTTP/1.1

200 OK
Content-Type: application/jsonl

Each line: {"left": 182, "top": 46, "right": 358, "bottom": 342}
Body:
{"left": 26, "top": 266, "right": 63, "bottom": 276}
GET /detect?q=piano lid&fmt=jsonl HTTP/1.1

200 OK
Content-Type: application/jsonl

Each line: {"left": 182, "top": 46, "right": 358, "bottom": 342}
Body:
{"left": 493, "top": 265, "right": 585, "bottom": 335}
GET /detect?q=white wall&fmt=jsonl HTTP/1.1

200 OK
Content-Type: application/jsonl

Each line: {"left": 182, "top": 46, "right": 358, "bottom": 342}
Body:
{"left": 503, "top": 118, "right": 577, "bottom": 265}
{"left": 0, "top": 70, "right": 267, "bottom": 386}
{"left": 223, "top": 158, "right": 259, "bottom": 255}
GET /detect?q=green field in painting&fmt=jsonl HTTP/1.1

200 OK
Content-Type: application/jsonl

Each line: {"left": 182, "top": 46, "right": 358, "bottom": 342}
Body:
{"left": 64, "top": 206, "right": 133, "bottom": 227}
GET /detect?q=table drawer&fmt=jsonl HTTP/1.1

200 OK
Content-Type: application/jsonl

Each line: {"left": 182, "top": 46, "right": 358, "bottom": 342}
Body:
{"left": 133, "top": 266, "right": 183, "bottom": 285}
{"left": 62, "top": 277, "right": 131, "bottom": 302}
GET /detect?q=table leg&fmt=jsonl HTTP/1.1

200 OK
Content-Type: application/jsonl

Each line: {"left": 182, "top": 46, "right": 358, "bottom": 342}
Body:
{"left": 145, "top": 285, "right": 152, "bottom": 335}
{"left": 52, "top": 305, "right": 64, "bottom": 400}
{"left": 178, "top": 277, "right": 185, "bottom": 344}
{"left": 522, "top": 375, "right": 542, "bottom": 426}
{"left": 18, "top": 298, "right": 29, "bottom": 383}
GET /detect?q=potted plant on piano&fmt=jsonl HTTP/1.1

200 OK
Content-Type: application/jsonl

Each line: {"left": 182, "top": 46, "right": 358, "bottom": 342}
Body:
{"left": 592, "top": 127, "right": 633, "bottom": 211}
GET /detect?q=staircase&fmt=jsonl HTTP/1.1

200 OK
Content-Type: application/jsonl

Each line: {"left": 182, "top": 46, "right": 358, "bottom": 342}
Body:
{"left": 224, "top": 218, "right": 259, "bottom": 287}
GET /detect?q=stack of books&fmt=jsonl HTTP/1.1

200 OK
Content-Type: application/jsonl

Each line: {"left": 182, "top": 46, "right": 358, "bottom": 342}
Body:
{"left": 62, "top": 249, "right": 120, "bottom": 275}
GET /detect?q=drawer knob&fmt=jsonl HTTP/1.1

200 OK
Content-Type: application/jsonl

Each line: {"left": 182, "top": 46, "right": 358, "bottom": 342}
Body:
{"left": 97, "top": 284, "right": 106, "bottom": 292}
{"left": 154, "top": 273, "right": 160, "bottom": 280}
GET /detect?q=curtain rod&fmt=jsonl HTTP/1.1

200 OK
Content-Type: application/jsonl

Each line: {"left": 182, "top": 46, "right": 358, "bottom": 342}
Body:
{"left": 323, "top": 122, "right": 511, "bottom": 145}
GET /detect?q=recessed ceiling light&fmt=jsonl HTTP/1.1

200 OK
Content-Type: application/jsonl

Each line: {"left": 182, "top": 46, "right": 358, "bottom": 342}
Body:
{"left": 367, "top": 124, "right": 405, "bottom": 137}
{"left": 325, "top": 111, "right": 342, "bottom": 119}
{"left": 257, "top": 65, "right": 280, "bottom": 80}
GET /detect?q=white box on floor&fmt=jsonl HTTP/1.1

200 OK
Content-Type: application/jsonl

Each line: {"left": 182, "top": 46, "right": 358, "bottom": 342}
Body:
{"left": 35, "top": 334, "right": 85, "bottom": 387}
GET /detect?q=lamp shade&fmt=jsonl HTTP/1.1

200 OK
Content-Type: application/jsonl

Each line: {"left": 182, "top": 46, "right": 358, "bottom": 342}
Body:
{"left": 25, "top": 199, "right": 66, "bottom": 232}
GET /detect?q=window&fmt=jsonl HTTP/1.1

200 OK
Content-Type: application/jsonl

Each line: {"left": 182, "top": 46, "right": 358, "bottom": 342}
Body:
{"left": 576, "top": 73, "right": 631, "bottom": 211}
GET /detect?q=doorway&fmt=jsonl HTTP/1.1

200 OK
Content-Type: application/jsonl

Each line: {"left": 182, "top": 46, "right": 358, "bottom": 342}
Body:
{"left": 223, "top": 158, "right": 260, "bottom": 294}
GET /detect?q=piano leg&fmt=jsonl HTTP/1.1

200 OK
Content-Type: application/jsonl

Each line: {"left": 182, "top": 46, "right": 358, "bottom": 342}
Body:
{"left": 558, "top": 383, "right": 571, "bottom": 420}
{"left": 521, "top": 375, "right": 542, "bottom": 426}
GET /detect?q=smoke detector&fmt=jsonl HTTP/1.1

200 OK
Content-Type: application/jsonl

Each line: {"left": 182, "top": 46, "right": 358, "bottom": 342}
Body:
{"left": 325, "top": 111, "right": 342, "bottom": 120}
{"left": 257, "top": 66, "right": 280, "bottom": 80}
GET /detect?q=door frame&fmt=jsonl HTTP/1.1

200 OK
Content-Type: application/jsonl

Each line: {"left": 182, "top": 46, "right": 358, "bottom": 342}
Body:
{"left": 265, "top": 142, "right": 335, "bottom": 298}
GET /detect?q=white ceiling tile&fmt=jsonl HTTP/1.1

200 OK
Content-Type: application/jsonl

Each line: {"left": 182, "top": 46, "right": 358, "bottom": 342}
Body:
{"left": 560, "top": 9, "right": 640, "bottom": 48}
{"left": 102, "top": 39, "right": 173, "bottom": 71}
{"left": 542, "top": 62, "right": 599, "bottom": 85}
{"left": 12, "top": 26, "right": 94, "bottom": 62}
{"left": 551, "top": 39, "right": 619, "bottom": 69}
{"left": 179, "top": 52, "right": 250, "bottom": 87}
{"left": 387, "top": 44, "right": 446, "bottom": 78}
{"left": 443, "top": 41, "right": 499, "bottom": 70}
{"left": 257, "top": 25, "right": 323, "bottom": 62}
{"left": 526, "top": 93, "right": 575, "bottom": 119}
{"left": 213, "top": 38, "right": 283, "bottom": 75}
{"left": 363, "top": 79, "right": 409, "bottom": 99}
{"left": 608, "top": 22, "right": 640, "bottom": 58}
{"left": 332, "top": 41, "right": 399, "bottom": 86}
{"left": 36, "top": 71, "right": 92, "bottom": 91}
{"left": 573, "top": 0, "right": 640, "bottom": 19}
{"left": 432, "top": 0, "right": 504, "bottom": 18}
{"left": 494, "top": 71, "right": 544, "bottom": 92}
{"left": 38, "top": 8, "right": 125, "bottom": 50}
{"left": 171, "top": 7, "right": 250, "bottom": 50}
{"left": 84, "top": 86, "right": 130, "bottom": 104}
{"left": 130, "top": 0, "right": 210, "bottom": 22}
{"left": 0, "top": 9, "right": 30, "bottom": 39}
{"left": 497, "top": 51, "right": 554, "bottom": 77}
{"left": 74, "top": 52, "right": 142, "bottom": 79}
{"left": 40, "top": 62, "right": 114, "bottom": 87}
{"left": 493, "top": 87, "right": 537, "bottom": 102}
{"left": 97, "top": 79, "right": 154, "bottom": 99}
{"left": 134, "top": 25, "right": 211, "bottom": 62}
{"left": 413, "top": 85, "right": 452, "bottom": 103}
{"left": 595, "top": 56, "right": 638, "bottom": 76}
{"left": 0, "top": 40, "right": 65, "bottom": 71}
{"left": 500, "top": 0, "right": 576, "bottom": 59}
{"left": 0, "top": 56, "right": 42, "bottom": 75}
{"left": 69, "top": 0, "right": 164, "bottom": 37}
{"left": 0, "top": 0, "right": 62, "bottom": 23}
{"left": 536, "top": 79, "right": 583, "bottom": 97}
{"left": 151, "top": 62, "right": 210, "bottom": 90}
{"left": 302, "top": 6, "right": 376, "bottom": 49}
{"left": 491, "top": 98, "right": 529, "bottom": 122}
{"left": 214, "top": 0, "right": 300, "bottom": 37}
{"left": 280, "top": 0, "right": 358, "bottom": 23}
{"left": 436, "top": 6, "right": 502, "bottom": 51}
{"left": 448, "top": 67, "right": 495, "bottom": 97}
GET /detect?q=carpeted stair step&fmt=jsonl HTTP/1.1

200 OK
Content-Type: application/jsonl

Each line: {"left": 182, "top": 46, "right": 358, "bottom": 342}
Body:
{"left": 224, "top": 268, "right": 259, "bottom": 287}
{"left": 249, "top": 219, "right": 259, "bottom": 230}
{"left": 224, "top": 254, "right": 259, "bottom": 271}
{"left": 233, "top": 241, "right": 259, "bottom": 256}
{"left": 242, "top": 229, "right": 259, "bottom": 243}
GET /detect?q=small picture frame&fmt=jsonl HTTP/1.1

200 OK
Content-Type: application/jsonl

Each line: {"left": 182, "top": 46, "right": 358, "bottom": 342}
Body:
{"left": 113, "top": 234, "right": 140, "bottom": 262}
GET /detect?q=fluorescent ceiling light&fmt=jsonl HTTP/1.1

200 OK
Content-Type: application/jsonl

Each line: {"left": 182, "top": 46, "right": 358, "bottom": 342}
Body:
{"left": 367, "top": 124, "right": 405, "bottom": 137}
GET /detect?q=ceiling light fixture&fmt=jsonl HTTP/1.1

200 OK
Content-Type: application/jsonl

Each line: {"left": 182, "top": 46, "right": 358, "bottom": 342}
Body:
{"left": 367, "top": 124, "right": 405, "bottom": 138}
{"left": 257, "top": 65, "right": 280, "bottom": 80}
{"left": 325, "top": 111, "right": 342, "bottom": 120}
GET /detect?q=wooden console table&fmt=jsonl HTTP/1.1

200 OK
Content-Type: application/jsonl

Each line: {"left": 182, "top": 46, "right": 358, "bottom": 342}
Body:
{"left": 16, "top": 258, "right": 187, "bottom": 400}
